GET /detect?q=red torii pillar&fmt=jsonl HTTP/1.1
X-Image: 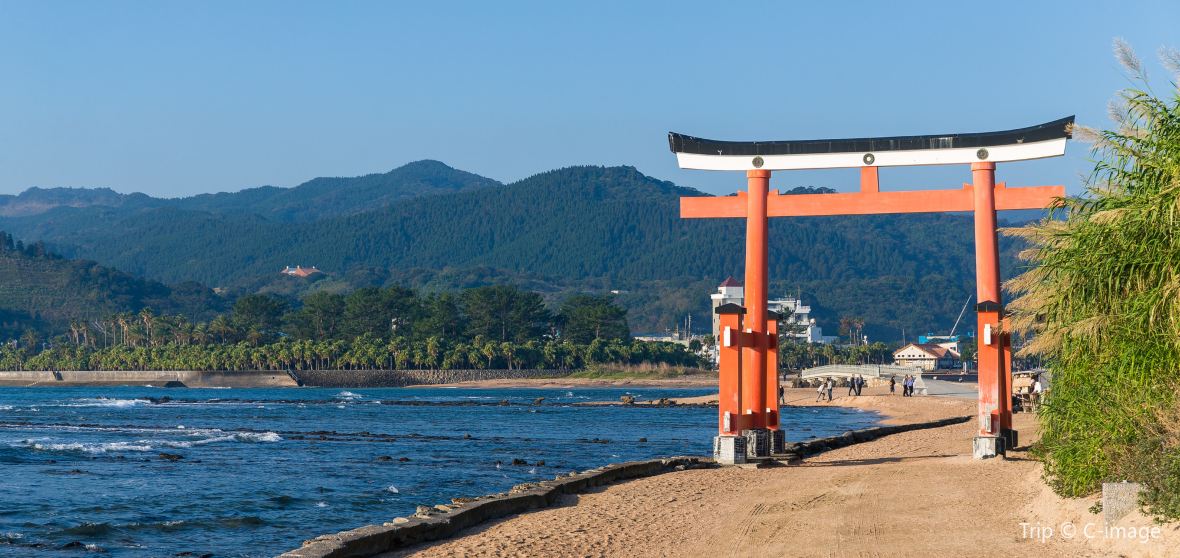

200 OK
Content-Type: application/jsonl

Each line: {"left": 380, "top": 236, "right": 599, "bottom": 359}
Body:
{"left": 684, "top": 165, "right": 1062, "bottom": 460}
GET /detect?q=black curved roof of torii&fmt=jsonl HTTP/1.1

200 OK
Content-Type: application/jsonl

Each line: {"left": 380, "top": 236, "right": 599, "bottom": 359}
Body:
{"left": 668, "top": 116, "right": 1074, "bottom": 156}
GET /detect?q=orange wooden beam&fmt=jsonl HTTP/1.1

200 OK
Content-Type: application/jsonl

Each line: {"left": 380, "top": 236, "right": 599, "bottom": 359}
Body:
{"left": 679, "top": 184, "right": 1064, "bottom": 219}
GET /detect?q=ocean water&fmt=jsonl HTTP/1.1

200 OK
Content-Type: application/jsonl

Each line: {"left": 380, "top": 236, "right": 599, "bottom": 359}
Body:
{"left": 0, "top": 386, "right": 881, "bottom": 557}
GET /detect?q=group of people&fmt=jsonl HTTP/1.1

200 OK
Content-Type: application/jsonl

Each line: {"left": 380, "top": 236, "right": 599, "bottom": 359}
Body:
{"left": 889, "top": 374, "right": 918, "bottom": 397}
{"left": 846, "top": 374, "right": 866, "bottom": 397}
{"left": 812, "top": 375, "right": 867, "bottom": 402}
{"left": 814, "top": 377, "right": 834, "bottom": 402}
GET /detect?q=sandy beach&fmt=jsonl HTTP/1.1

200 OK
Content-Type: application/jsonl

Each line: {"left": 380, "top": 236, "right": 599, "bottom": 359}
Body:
{"left": 382, "top": 386, "right": 1180, "bottom": 558}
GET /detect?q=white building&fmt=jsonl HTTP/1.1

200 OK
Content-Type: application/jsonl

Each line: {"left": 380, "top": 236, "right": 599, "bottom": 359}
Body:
{"left": 709, "top": 277, "right": 830, "bottom": 347}
{"left": 893, "top": 342, "right": 961, "bottom": 370}
{"left": 709, "top": 276, "right": 745, "bottom": 341}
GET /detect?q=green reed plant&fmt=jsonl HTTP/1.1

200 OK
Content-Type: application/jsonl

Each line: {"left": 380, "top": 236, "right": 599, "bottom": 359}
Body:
{"left": 1005, "top": 40, "right": 1180, "bottom": 518}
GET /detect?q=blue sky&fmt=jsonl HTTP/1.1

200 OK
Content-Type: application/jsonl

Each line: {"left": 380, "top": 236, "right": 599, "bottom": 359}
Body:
{"left": 0, "top": 0, "right": 1177, "bottom": 198}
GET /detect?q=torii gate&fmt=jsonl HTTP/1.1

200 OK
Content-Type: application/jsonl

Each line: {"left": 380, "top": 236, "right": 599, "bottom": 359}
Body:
{"left": 670, "top": 117, "right": 1072, "bottom": 462}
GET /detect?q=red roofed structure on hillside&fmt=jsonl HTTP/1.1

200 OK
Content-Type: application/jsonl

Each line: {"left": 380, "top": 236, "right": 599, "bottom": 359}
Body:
{"left": 281, "top": 265, "right": 322, "bottom": 278}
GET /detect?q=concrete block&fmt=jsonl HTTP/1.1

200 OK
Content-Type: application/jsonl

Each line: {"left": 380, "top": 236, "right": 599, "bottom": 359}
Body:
{"left": 742, "top": 429, "right": 770, "bottom": 458}
{"left": 972, "top": 436, "right": 1005, "bottom": 459}
{"left": 769, "top": 430, "right": 785, "bottom": 454}
{"left": 1001, "top": 428, "right": 1019, "bottom": 450}
{"left": 1102, "top": 482, "right": 1143, "bottom": 525}
{"left": 713, "top": 435, "right": 748, "bottom": 465}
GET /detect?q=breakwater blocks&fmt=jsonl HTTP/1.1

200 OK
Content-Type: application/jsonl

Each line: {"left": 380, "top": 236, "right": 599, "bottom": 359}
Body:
{"left": 280, "top": 457, "right": 713, "bottom": 558}
{"left": 285, "top": 415, "right": 973, "bottom": 557}
{"left": 291, "top": 369, "right": 572, "bottom": 388}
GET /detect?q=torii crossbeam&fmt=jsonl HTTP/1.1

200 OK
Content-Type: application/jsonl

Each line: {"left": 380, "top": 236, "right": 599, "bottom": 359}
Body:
{"left": 672, "top": 117, "right": 1072, "bottom": 462}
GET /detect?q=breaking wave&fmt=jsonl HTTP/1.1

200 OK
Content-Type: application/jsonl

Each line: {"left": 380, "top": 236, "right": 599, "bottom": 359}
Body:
{"left": 65, "top": 398, "right": 150, "bottom": 408}
{"left": 23, "top": 440, "right": 154, "bottom": 454}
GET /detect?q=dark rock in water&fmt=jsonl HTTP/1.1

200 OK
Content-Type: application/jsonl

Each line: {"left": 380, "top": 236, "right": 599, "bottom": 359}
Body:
{"left": 498, "top": 399, "right": 510, "bottom": 406}
{"left": 638, "top": 437, "right": 648, "bottom": 443}
{"left": 158, "top": 453, "right": 184, "bottom": 462}
{"left": 163, "top": 381, "right": 187, "bottom": 388}
{"left": 148, "top": 396, "right": 174, "bottom": 404}
{"left": 398, "top": 457, "right": 410, "bottom": 462}
{"left": 588, "top": 438, "right": 610, "bottom": 444}
{"left": 175, "top": 552, "right": 213, "bottom": 557}
{"left": 375, "top": 455, "right": 393, "bottom": 462}
{"left": 534, "top": 460, "right": 545, "bottom": 466}
{"left": 511, "top": 458, "right": 528, "bottom": 466}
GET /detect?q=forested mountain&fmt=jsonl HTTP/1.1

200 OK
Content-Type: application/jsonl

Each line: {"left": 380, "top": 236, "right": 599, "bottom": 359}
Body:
{"left": 0, "top": 232, "right": 225, "bottom": 338}
{"left": 0, "top": 160, "right": 498, "bottom": 221}
{"left": 0, "top": 164, "right": 1035, "bottom": 341}
{"left": 171, "top": 160, "right": 500, "bottom": 221}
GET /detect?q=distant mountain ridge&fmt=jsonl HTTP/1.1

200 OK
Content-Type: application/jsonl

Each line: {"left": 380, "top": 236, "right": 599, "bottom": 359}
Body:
{"left": 0, "top": 160, "right": 499, "bottom": 221}
{"left": 0, "top": 162, "right": 1034, "bottom": 340}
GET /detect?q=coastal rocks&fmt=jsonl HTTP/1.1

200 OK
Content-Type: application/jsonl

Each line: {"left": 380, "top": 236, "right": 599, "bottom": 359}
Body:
{"left": 511, "top": 458, "right": 528, "bottom": 466}
{"left": 375, "top": 456, "right": 393, "bottom": 462}
{"left": 60, "top": 541, "right": 104, "bottom": 552}
{"left": 292, "top": 369, "right": 573, "bottom": 388}
{"left": 638, "top": 437, "right": 648, "bottom": 443}
{"left": 398, "top": 457, "right": 411, "bottom": 462}
{"left": 158, "top": 453, "right": 184, "bottom": 462}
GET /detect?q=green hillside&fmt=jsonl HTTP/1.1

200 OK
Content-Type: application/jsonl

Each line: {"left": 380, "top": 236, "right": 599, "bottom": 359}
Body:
{"left": 0, "top": 164, "right": 1032, "bottom": 341}
{"left": 0, "top": 232, "right": 226, "bottom": 337}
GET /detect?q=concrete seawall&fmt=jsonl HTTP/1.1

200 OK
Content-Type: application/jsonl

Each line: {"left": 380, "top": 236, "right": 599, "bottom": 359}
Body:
{"left": 0, "top": 369, "right": 572, "bottom": 388}
{"left": 0, "top": 370, "right": 300, "bottom": 387}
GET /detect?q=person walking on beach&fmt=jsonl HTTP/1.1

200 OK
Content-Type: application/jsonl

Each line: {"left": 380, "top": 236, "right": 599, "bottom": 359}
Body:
{"left": 901, "top": 375, "right": 910, "bottom": 397}
{"left": 854, "top": 374, "right": 864, "bottom": 396}
{"left": 778, "top": 384, "right": 786, "bottom": 405}
{"left": 826, "top": 378, "right": 834, "bottom": 401}
{"left": 816, "top": 380, "right": 826, "bottom": 402}
{"left": 847, "top": 376, "right": 856, "bottom": 397}
{"left": 889, "top": 375, "right": 896, "bottom": 394}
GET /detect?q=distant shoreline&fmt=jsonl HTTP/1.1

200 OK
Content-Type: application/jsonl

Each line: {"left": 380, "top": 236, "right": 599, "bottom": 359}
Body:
{"left": 0, "top": 369, "right": 717, "bottom": 389}
{"left": 403, "top": 375, "right": 718, "bottom": 389}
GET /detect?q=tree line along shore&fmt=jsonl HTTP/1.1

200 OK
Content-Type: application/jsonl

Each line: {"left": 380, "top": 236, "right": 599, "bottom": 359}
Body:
{"left": 1, "top": 284, "right": 703, "bottom": 372}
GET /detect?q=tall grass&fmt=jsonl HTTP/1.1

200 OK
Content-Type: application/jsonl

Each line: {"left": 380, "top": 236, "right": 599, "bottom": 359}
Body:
{"left": 1005, "top": 40, "right": 1180, "bottom": 518}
